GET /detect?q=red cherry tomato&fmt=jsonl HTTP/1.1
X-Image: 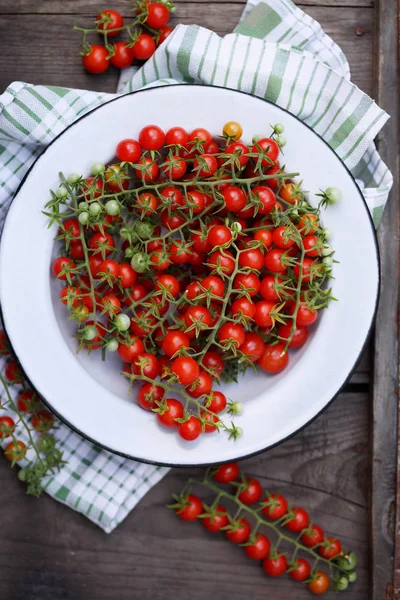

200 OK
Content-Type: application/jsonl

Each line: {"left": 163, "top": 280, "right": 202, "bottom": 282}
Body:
{"left": 176, "top": 494, "right": 202, "bottom": 521}
{"left": 301, "top": 524, "right": 325, "bottom": 547}
{"left": 202, "top": 506, "right": 229, "bottom": 532}
{"left": 262, "top": 493, "right": 288, "bottom": 520}
{"left": 213, "top": 462, "right": 240, "bottom": 483}
{"left": 245, "top": 534, "right": 271, "bottom": 560}
{"left": 238, "top": 478, "right": 263, "bottom": 504}
{"left": 146, "top": 2, "right": 170, "bottom": 29}
{"left": 263, "top": 554, "right": 288, "bottom": 577}
{"left": 225, "top": 518, "right": 251, "bottom": 544}
{"left": 157, "top": 398, "right": 184, "bottom": 428}
{"left": 289, "top": 558, "right": 311, "bottom": 582}
{"left": 96, "top": 9, "right": 123, "bottom": 36}
{"left": 110, "top": 42, "right": 135, "bottom": 68}
{"left": 82, "top": 45, "right": 110, "bottom": 74}
{"left": 133, "top": 34, "right": 156, "bottom": 61}
{"left": 285, "top": 507, "right": 310, "bottom": 533}
{"left": 178, "top": 416, "right": 202, "bottom": 441}
{"left": 319, "top": 537, "right": 342, "bottom": 559}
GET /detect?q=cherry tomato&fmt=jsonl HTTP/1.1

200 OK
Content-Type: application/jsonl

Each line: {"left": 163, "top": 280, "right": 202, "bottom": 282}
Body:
{"left": 97, "top": 9, "right": 123, "bottom": 36}
{"left": 32, "top": 410, "right": 54, "bottom": 432}
{"left": 278, "top": 323, "right": 309, "bottom": 348}
{"left": 308, "top": 572, "right": 330, "bottom": 595}
{"left": 155, "top": 274, "right": 180, "bottom": 297}
{"left": 239, "top": 248, "right": 264, "bottom": 270}
{"left": 17, "top": 390, "right": 40, "bottom": 414}
{"left": 265, "top": 248, "right": 287, "bottom": 274}
{"left": 201, "top": 410, "right": 220, "bottom": 433}
{"left": 137, "top": 382, "right": 164, "bottom": 411}
{"left": 4, "top": 440, "right": 27, "bottom": 462}
{"left": 189, "top": 128, "right": 212, "bottom": 147}
{"left": 178, "top": 416, "right": 202, "bottom": 441}
{"left": 201, "top": 275, "right": 225, "bottom": 300}
{"left": 186, "top": 371, "right": 212, "bottom": 398}
{"left": 82, "top": 45, "right": 110, "bottom": 74}
{"left": 252, "top": 138, "right": 280, "bottom": 165}
{"left": 245, "top": 534, "right": 271, "bottom": 560}
{"left": 285, "top": 507, "right": 310, "bottom": 533}
{"left": 208, "top": 250, "right": 235, "bottom": 275}
{"left": 218, "top": 322, "right": 245, "bottom": 348}
{"left": 157, "top": 398, "right": 184, "bottom": 428}
{"left": 254, "top": 300, "right": 275, "bottom": 328}
{"left": 133, "top": 34, "right": 156, "bottom": 61}
{"left": 0, "top": 330, "right": 9, "bottom": 355}
{"left": 162, "top": 330, "right": 190, "bottom": 357}
{"left": 139, "top": 125, "right": 165, "bottom": 151}
{"left": 289, "top": 558, "right": 311, "bottom": 582}
{"left": 131, "top": 353, "right": 160, "bottom": 379}
{"left": 292, "top": 302, "right": 318, "bottom": 327}
{"left": 89, "top": 232, "right": 114, "bottom": 255}
{"left": 262, "top": 493, "right": 288, "bottom": 520}
{"left": 201, "top": 351, "right": 224, "bottom": 378}
{"left": 238, "top": 478, "right": 263, "bottom": 504}
{"left": 226, "top": 141, "right": 249, "bottom": 168}
{"left": 191, "top": 230, "right": 210, "bottom": 254}
{"left": 266, "top": 166, "right": 281, "bottom": 190}
{"left": 110, "top": 42, "right": 134, "bottom": 68}
{"left": 301, "top": 524, "right": 325, "bottom": 547}
{"left": 194, "top": 154, "right": 218, "bottom": 177}
{"left": 293, "top": 257, "right": 319, "bottom": 283}
{"left": 259, "top": 275, "right": 284, "bottom": 302}
{"left": 124, "top": 283, "right": 147, "bottom": 306}
{"left": 208, "top": 225, "right": 232, "bottom": 248}
{"left": 303, "top": 235, "right": 321, "bottom": 257}
{"left": 239, "top": 332, "right": 264, "bottom": 362}
{"left": 233, "top": 272, "right": 260, "bottom": 297}
{"left": 272, "top": 226, "right": 296, "bottom": 250}
{"left": 176, "top": 494, "right": 202, "bottom": 521}
{"left": 213, "top": 462, "right": 240, "bottom": 483}
{"left": 223, "top": 186, "right": 247, "bottom": 212}
{"left": 5, "top": 360, "right": 23, "bottom": 382}
{"left": 225, "top": 518, "right": 251, "bottom": 543}
{"left": 135, "top": 157, "right": 160, "bottom": 182}
{"left": 119, "top": 263, "right": 137, "bottom": 288}
{"left": 136, "top": 192, "right": 158, "bottom": 216}
{"left": 202, "top": 506, "right": 229, "bottom": 532}
{"left": 252, "top": 185, "right": 276, "bottom": 214}
{"left": 116, "top": 138, "right": 141, "bottom": 163}
{"left": 0, "top": 416, "right": 15, "bottom": 439}
{"left": 166, "top": 126, "right": 189, "bottom": 147}
{"left": 171, "top": 356, "right": 200, "bottom": 385}
{"left": 185, "top": 306, "right": 212, "bottom": 330}
{"left": 280, "top": 181, "right": 302, "bottom": 205}
{"left": 102, "top": 294, "right": 121, "bottom": 316}
{"left": 52, "top": 257, "right": 75, "bottom": 280}
{"left": 231, "top": 297, "right": 256, "bottom": 319}
{"left": 158, "top": 26, "right": 174, "bottom": 44}
{"left": 118, "top": 336, "right": 145, "bottom": 363}
{"left": 258, "top": 344, "right": 289, "bottom": 374}
{"left": 297, "top": 213, "right": 319, "bottom": 234}
{"left": 146, "top": 2, "right": 170, "bottom": 28}
{"left": 254, "top": 228, "right": 272, "bottom": 247}
{"left": 206, "top": 391, "right": 227, "bottom": 413}
{"left": 163, "top": 155, "right": 187, "bottom": 180}
{"left": 319, "top": 537, "right": 342, "bottom": 559}
{"left": 263, "top": 554, "right": 288, "bottom": 577}
{"left": 223, "top": 121, "right": 243, "bottom": 140}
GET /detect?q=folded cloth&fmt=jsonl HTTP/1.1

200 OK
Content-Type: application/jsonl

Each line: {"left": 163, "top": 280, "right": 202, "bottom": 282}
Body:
{"left": 0, "top": 0, "right": 392, "bottom": 533}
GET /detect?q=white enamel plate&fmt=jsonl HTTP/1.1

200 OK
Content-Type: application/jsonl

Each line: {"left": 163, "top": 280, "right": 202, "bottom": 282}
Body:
{"left": 0, "top": 85, "right": 379, "bottom": 466}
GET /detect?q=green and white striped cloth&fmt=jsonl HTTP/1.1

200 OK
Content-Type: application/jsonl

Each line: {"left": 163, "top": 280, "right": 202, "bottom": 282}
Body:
{"left": 0, "top": 0, "right": 392, "bottom": 533}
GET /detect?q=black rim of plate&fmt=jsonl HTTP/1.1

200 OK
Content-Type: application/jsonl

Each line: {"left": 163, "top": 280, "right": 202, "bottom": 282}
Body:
{"left": 0, "top": 84, "right": 381, "bottom": 468}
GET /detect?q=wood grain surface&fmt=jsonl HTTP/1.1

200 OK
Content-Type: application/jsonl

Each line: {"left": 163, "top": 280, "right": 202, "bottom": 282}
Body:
{"left": 0, "top": 0, "right": 397, "bottom": 598}
{"left": 0, "top": 393, "right": 370, "bottom": 600}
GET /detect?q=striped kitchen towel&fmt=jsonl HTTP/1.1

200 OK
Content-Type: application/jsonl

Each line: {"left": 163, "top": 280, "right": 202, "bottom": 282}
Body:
{"left": 0, "top": 0, "right": 392, "bottom": 533}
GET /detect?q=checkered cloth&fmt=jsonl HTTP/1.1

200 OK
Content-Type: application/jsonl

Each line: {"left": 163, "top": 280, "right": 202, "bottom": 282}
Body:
{"left": 0, "top": 0, "right": 392, "bottom": 533}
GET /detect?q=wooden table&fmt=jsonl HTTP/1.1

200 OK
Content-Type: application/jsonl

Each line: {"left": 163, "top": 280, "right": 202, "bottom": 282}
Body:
{"left": 0, "top": 1, "right": 398, "bottom": 598}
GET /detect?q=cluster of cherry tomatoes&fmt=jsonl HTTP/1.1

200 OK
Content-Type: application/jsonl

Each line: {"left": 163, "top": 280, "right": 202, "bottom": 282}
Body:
{"left": 79, "top": 1, "right": 175, "bottom": 74}
{"left": 49, "top": 118, "right": 336, "bottom": 443}
{"left": 0, "top": 331, "right": 55, "bottom": 463}
{"left": 172, "top": 463, "right": 357, "bottom": 595}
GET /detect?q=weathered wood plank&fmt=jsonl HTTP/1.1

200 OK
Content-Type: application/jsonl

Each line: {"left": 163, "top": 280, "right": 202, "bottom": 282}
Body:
{"left": 0, "top": 7, "right": 373, "bottom": 96}
{"left": 0, "top": 0, "right": 374, "bottom": 14}
{"left": 371, "top": 0, "right": 400, "bottom": 596}
{"left": 0, "top": 392, "right": 369, "bottom": 599}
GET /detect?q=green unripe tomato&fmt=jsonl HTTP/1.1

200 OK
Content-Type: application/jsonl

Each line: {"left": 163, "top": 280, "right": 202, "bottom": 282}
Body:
{"left": 125, "top": 247, "right": 135, "bottom": 259}
{"left": 18, "top": 467, "right": 29, "bottom": 482}
{"left": 78, "top": 201, "right": 89, "bottom": 211}
{"left": 336, "top": 576, "right": 349, "bottom": 592}
{"left": 37, "top": 434, "right": 56, "bottom": 452}
{"left": 325, "top": 186, "right": 342, "bottom": 204}
{"left": 56, "top": 186, "right": 68, "bottom": 199}
{"left": 78, "top": 211, "right": 89, "bottom": 225}
{"left": 67, "top": 173, "right": 81, "bottom": 186}
{"left": 106, "top": 338, "right": 119, "bottom": 352}
{"left": 323, "top": 227, "right": 333, "bottom": 240}
{"left": 136, "top": 222, "right": 153, "bottom": 240}
{"left": 336, "top": 551, "right": 358, "bottom": 571}
{"left": 115, "top": 314, "right": 131, "bottom": 332}
{"left": 131, "top": 252, "right": 149, "bottom": 273}
{"left": 322, "top": 244, "right": 332, "bottom": 257}
{"left": 322, "top": 256, "right": 333, "bottom": 267}
{"left": 83, "top": 326, "right": 97, "bottom": 341}
{"left": 89, "top": 202, "right": 102, "bottom": 216}
{"left": 276, "top": 135, "right": 287, "bottom": 148}
{"left": 105, "top": 200, "right": 120, "bottom": 216}
{"left": 347, "top": 571, "right": 357, "bottom": 584}
{"left": 92, "top": 162, "right": 105, "bottom": 176}
{"left": 273, "top": 123, "right": 285, "bottom": 134}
